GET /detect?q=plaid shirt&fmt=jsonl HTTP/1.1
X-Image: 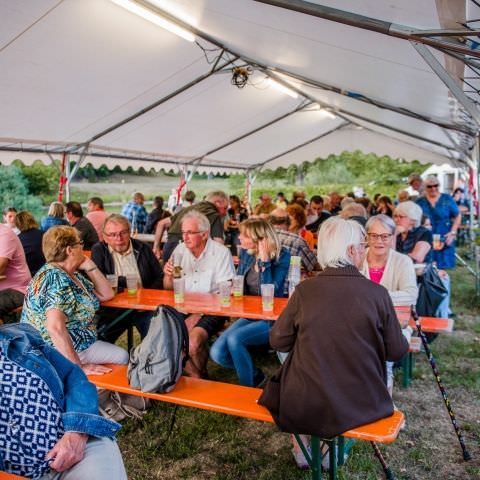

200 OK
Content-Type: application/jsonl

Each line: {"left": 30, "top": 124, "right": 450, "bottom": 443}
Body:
{"left": 275, "top": 229, "right": 318, "bottom": 272}
{"left": 121, "top": 202, "right": 148, "bottom": 233}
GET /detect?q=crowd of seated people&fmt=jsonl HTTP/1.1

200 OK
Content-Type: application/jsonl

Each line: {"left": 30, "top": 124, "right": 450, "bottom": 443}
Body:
{"left": 0, "top": 176, "right": 470, "bottom": 477}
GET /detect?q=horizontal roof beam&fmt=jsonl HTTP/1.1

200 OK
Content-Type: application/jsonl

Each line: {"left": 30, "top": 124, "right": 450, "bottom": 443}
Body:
{"left": 254, "top": 0, "right": 480, "bottom": 59}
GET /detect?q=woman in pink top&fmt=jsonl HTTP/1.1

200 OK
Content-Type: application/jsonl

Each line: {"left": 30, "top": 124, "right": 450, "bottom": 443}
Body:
{"left": 361, "top": 214, "right": 417, "bottom": 394}
{"left": 0, "top": 223, "right": 31, "bottom": 320}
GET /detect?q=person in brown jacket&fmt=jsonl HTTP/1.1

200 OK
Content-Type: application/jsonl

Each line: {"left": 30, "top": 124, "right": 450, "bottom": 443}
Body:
{"left": 269, "top": 216, "right": 409, "bottom": 442}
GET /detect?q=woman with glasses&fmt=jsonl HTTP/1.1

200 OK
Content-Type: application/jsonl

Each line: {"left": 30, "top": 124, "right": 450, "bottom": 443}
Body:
{"left": 394, "top": 201, "right": 432, "bottom": 264}
{"left": 361, "top": 214, "right": 417, "bottom": 394}
{"left": 22, "top": 226, "right": 128, "bottom": 375}
{"left": 416, "top": 175, "right": 461, "bottom": 269}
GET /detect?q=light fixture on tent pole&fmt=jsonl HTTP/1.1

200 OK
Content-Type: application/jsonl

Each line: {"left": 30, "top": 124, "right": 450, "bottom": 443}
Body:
{"left": 311, "top": 103, "right": 336, "bottom": 119}
{"left": 110, "top": 0, "right": 195, "bottom": 42}
{"left": 266, "top": 77, "right": 298, "bottom": 98}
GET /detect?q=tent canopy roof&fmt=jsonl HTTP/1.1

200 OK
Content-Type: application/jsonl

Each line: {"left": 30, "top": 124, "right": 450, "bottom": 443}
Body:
{"left": 1, "top": 0, "right": 479, "bottom": 174}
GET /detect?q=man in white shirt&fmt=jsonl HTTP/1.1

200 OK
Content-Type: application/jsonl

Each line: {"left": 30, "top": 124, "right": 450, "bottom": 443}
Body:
{"left": 164, "top": 211, "right": 235, "bottom": 378}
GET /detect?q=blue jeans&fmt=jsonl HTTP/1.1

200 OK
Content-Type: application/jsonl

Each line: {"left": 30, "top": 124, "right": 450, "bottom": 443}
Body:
{"left": 436, "top": 273, "right": 451, "bottom": 318}
{"left": 210, "top": 318, "right": 272, "bottom": 386}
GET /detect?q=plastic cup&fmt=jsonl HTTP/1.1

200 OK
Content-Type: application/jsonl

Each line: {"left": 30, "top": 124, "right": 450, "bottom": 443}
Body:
{"left": 126, "top": 274, "right": 138, "bottom": 296}
{"left": 232, "top": 275, "right": 244, "bottom": 298}
{"left": 432, "top": 234, "right": 442, "bottom": 250}
{"left": 261, "top": 284, "right": 274, "bottom": 312}
{"left": 106, "top": 274, "right": 118, "bottom": 295}
{"left": 219, "top": 281, "right": 232, "bottom": 307}
{"left": 173, "top": 277, "right": 185, "bottom": 304}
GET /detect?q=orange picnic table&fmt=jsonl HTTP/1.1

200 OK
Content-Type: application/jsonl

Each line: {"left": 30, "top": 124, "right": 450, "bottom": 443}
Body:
{"left": 101, "top": 288, "right": 287, "bottom": 321}
{"left": 102, "top": 289, "right": 452, "bottom": 332}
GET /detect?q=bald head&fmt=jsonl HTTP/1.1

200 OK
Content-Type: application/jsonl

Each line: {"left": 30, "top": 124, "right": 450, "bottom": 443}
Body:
{"left": 269, "top": 208, "right": 290, "bottom": 230}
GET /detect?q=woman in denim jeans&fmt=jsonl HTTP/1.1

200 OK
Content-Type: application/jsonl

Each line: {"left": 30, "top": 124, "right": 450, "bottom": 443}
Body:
{"left": 0, "top": 323, "right": 126, "bottom": 479}
{"left": 210, "top": 218, "right": 290, "bottom": 387}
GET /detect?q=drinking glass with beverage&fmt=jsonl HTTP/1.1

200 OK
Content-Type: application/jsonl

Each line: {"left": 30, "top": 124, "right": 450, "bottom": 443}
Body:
{"left": 261, "top": 284, "right": 274, "bottom": 312}
{"left": 219, "top": 280, "right": 232, "bottom": 307}
{"left": 106, "top": 274, "right": 118, "bottom": 295}
{"left": 232, "top": 275, "right": 244, "bottom": 298}
{"left": 173, "top": 277, "right": 185, "bottom": 303}
{"left": 126, "top": 274, "right": 138, "bottom": 296}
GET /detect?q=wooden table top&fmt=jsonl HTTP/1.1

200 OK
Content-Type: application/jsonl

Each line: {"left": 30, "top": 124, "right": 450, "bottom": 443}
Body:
{"left": 101, "top": 288, "right": 288, "bottom": 321}
{"left": 102, "top": 290, "right": 452, "bottom": 332}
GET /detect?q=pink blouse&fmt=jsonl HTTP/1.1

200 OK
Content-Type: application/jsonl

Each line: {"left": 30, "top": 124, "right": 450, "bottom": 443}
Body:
{"left": 369, "top": 266, "right": 385, "bottom": 284}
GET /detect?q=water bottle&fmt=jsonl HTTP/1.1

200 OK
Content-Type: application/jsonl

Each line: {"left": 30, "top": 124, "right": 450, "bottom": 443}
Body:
{"left": 287, "top": 256, "right": 301, "bottom": 297}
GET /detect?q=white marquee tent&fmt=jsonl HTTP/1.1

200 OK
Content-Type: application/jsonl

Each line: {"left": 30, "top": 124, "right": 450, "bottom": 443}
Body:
{"left": 1, "top": 0, "right": 480, "bottom": 194}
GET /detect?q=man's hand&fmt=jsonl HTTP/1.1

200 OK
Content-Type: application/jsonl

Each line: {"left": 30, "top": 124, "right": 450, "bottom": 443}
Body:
{"left": 81, "top": 363, "right": 112, "bottom": 376}
{"left": 46, "top": 432, "right": 88, "bottom": 472}
{"left": 163, "top": 258, "right": 174, "bottom": 277}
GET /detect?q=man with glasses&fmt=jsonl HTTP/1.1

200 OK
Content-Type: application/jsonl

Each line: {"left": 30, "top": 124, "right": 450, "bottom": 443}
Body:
{"left": 91, "top": 214, "right": 163, "bottom": 342}
{"left": 163, "top": 211, "right": 235, "bottom": 378}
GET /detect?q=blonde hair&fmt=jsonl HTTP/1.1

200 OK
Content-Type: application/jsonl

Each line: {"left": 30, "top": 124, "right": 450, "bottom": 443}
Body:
{"left": 48, "top": 201, "right": 65, "bottom": 218}
{"left": 15, "top": 211, "right": 38, "bottom": 231}
{"left": 103, "top": 214, "right": 130, "bottom": 232}
{"left": 239, "top": 218, "right": 281, "bottom": 260}
{"left": 43, "top": 226, "right": 80, "bottom": 262}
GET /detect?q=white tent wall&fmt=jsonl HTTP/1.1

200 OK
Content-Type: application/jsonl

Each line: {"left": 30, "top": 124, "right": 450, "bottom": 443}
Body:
{"left": 1, "top": 0, "right": 479, "bottom": 179}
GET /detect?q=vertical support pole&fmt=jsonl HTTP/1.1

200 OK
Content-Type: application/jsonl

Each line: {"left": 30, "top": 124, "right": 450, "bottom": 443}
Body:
{"left": 57, "top": 152, "right": 67, "bottom": 202}
{"left": 310, "top": 436, "right": 322, "bottom": 480}
{"left": 65, "top": 155, "right": 71, "bottom": 203}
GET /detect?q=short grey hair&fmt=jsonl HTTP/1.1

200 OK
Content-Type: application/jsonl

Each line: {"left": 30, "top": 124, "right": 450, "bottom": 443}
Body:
{"left": 340, "top": 197, "right": 354, "bottom": 209}
{"left": 394, "top": 201, "right": 423, "bottom": 228}
{"left": 365, "top": 214, "right": 396, "bottom": 235}
{"left": 205, "top": 191, "right": 229, "bottom": 204}
{"left": 424, "top": 174, "right": 439, "bottom": 186}
{"left": 340, "top": 202, "right": 367, "bottom": 219}
{"left": 181, "top": 210, "right": 210, "bottom": 233}
{"left": 317, "top": 217, "right": 366, "bottom": 269}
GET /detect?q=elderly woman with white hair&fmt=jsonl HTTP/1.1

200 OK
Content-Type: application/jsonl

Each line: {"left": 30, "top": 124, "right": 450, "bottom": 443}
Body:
{"left": 362, "top": 214, "right": 418, "bottom": 307}
{"left": 394, "top": 201, "right": 432, "bottom": 264}
{"left": 266, "top": 217, "right": 408, "bottom": 444}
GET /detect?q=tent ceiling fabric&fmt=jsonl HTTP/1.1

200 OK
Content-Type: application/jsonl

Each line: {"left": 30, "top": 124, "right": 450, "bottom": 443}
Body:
{"left": 1, "top": 0, "right": 479, "bottom": 175}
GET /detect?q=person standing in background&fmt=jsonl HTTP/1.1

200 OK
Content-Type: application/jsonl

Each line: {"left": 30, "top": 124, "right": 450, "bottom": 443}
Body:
{"left": 121, "top": 192, "right": 148, "bottom": 234}
{"left": 86, "top": 197, "right": 108, "bottom": 242}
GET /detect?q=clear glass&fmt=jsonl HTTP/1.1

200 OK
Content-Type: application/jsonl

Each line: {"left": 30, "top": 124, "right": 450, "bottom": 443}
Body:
{"left": 261, "top": 283, "right": 274, "bottom": 311}
{"left": 173, "top": 277, "right": 185, "bottom": 303}
{"left": 232, "top": 275, "right": 244, "bottom": 298}
{"left": 126, "top": 275, "right": 138, "bottom": 296}
{"left": 219, "top": 281, "right": 232, "bottom": 307}
{"left": 106, "top": 274, "right": 118, "bottom": 295}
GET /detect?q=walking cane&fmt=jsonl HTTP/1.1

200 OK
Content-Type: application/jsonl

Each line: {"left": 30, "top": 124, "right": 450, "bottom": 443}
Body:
{"left": 410, "top": 305, "right": 472, "bottom": 461}
{"left": 371, "top": 442, "right": 395, "bottom": 480}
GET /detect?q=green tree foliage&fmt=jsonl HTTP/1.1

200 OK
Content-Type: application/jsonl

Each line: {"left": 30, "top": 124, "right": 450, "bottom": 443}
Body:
{"left": 13, "top": 160, "right": 58, "bottom": 197}
{"left": 0, "top": 165, "right": 43, "bottom": 213}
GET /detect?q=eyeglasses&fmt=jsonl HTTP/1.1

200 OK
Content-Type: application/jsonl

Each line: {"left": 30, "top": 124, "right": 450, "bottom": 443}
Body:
{"left": 104, "top": 229, "right": 130, "bottom": 239}
{"left": 426, "top": 184, "right": 439, "bottom": 189}
{"left": 393, "top": 214, "right": 407, "bottom": 219}
{"left": 71, "top": 240, "right": 84, "bottom": 248}
{"left": 367, "top": 233, "right": 393, "bottom": 242}
{"left": 181, "top": 230, "right": 204, "bottom": 237}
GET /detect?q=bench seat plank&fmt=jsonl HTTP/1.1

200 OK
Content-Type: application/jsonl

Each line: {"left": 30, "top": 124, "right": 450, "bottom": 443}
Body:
{"left": 89, "top": 365, "right": 403, "bottom": 443}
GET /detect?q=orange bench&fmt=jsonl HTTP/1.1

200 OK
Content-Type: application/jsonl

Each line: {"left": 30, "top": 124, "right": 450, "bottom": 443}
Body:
{"left": 89, "top": 365, "right": 404, "bottom": 480}
{"left": 0, "top": 473, "right": 26, "bottom": 479}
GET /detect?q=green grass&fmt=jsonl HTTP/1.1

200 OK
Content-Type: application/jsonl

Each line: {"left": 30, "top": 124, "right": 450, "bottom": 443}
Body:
{"left": 116, "top": 247, "right": 480, "bottom": 479}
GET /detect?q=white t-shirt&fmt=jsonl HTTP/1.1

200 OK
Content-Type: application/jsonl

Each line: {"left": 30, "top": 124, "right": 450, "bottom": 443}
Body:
{"left": 172, "top": 239, "right": 235, "bottom": 293}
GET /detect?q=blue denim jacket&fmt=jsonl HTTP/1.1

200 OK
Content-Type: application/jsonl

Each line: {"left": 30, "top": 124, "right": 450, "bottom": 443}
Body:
{"left": 237, "top": 247, "right": 290, "bottom": 297}
{"left": 0, "top": 323, "right": 120, "bottom": 472}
